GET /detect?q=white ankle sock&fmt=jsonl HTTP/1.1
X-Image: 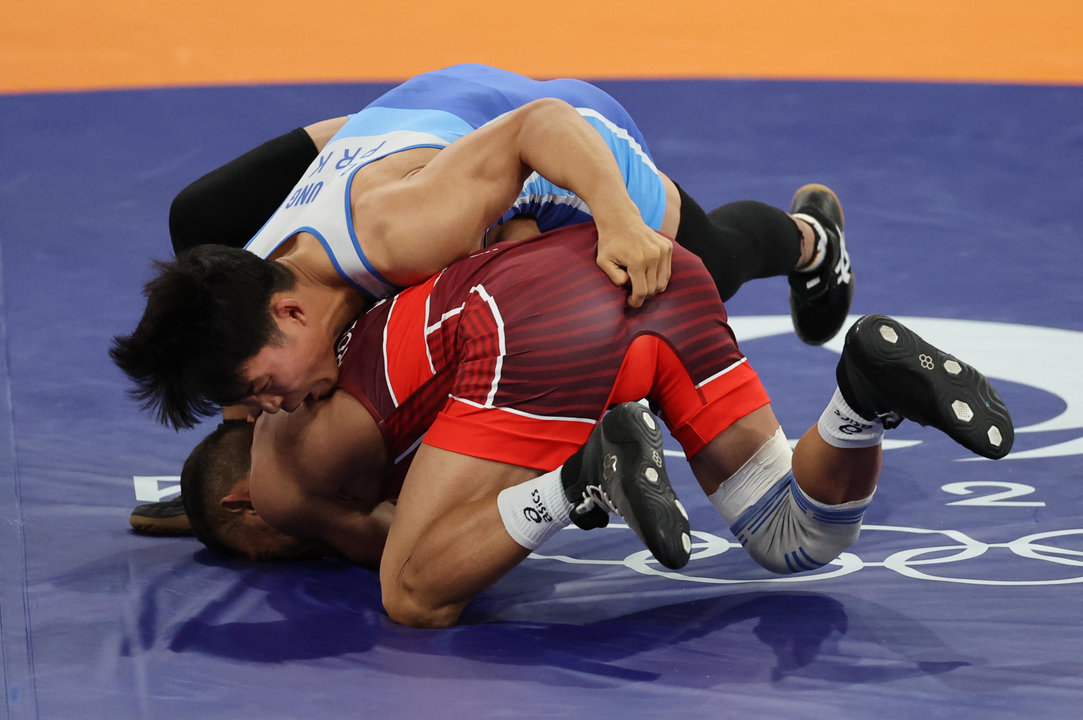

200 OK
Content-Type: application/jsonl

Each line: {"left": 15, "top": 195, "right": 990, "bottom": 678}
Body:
{"left": 817, "top": 387, "right": 885, "bottom": 449}
{"left": 794, "top": 212, "right": 828, "bottom": 272}
{"left": 496, "top": 469, "right": 575, "bottom": 551}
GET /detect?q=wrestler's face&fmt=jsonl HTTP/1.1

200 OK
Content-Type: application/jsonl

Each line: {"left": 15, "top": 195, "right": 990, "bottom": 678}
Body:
{"left": 239, "top": 320, "right": 339, "bottom": 415}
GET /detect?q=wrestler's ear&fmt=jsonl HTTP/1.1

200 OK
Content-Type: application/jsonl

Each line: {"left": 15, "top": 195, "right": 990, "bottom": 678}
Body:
{"left": 270, "top": 296, "right": 308, "bottom": 325}
{"left": 221, "top": 493, "right": 256, "bottom": 514}
{"left": 221, "top": 479, "right": 254, "bottom": 513}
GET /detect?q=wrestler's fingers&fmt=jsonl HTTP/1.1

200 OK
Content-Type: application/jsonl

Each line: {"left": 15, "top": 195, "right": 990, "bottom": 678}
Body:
{"left": 653, "top": 237, "right": 673, "bottom": 293}
{"left": 638, "top": 240, "right": 671, "bottom": 300}
{"left": 624, "top": 265, "right": 649, "bottom": 308}
{"left": 598, "top": 259, "right": 631, "bottom": 294}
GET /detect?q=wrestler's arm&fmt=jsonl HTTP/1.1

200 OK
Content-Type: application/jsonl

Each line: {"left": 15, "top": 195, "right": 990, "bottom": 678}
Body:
{"left": 266, "top": 491, "right": 394, "bottom": 568}
{"left": 250, "top": 390, "right": 393, "bottom": 567}
{"left": 360, "top": 98, "right": 672, "bottom": 308}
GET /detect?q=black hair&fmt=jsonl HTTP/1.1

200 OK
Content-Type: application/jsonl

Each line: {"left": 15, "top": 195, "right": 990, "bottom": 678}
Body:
{"left": 180, "top": 419, "right": 255, "bottom": 555}
{"left": 110, "top": 245, "right": 294, "bottom": 429}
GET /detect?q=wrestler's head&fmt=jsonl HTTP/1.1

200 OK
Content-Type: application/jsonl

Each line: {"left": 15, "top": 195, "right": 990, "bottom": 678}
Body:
{"left": 233, "top": 300, "right": 341, "bottom": 418}
{"left": 181, "top": 419, "right": 323, "bottom": 561}
{"left": 111, "top": 245, "right": 337, "bottom": 429}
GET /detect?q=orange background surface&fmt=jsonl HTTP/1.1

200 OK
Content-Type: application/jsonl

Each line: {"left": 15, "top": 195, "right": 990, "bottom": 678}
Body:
{"left": 3, "top": 0, "right": 1082, "bottom": 93}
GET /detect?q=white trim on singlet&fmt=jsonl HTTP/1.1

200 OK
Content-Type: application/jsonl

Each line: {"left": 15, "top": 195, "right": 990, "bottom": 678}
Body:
{"left": 467, "top": 284, "right": 507, "bottom": 407}
{"left": 447, "top": 396, "right": 599, "bottom": 425}
{"left": 574, "top": 107, "right": 659, "bottom": 173}
{"left": 696, "top": 357, "right": 749, "bottom": 389}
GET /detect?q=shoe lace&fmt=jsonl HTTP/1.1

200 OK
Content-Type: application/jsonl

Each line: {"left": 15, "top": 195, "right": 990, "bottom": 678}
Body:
{"left": 578, "top": 483, "right": 620, "bottom": 517}
{"left": 878, "top": 410, "right": 903, "bottom": 429}
{"left": 834, "top": 230, "right": 852, "bottom": 285}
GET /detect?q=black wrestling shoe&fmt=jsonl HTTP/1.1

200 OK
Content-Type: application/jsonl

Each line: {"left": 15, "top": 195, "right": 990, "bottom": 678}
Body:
{"left": 129, "top": 495, "right": 192, "bottom": 536}
{"left": 788, "top": 184, "right": 854, "bottom": 345}
{"left": 561, "top": 403, "right": 691, "bottom": 569}
{"left": 836, "top": 314, "right": 1014, "bottom": 459}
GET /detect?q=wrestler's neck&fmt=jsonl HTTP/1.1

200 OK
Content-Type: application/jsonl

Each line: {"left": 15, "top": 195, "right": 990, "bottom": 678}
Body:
{"left": 275, "top": 251, "right": 367, "bottom": 341}
{"left": 272, "top": 232, "right": 349, "bottom": 286}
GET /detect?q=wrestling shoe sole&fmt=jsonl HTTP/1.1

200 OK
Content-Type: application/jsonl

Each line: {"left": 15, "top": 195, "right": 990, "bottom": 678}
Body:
{"left": 129, "top": 496, "right": 193, "bottom": 536}
{"left": 847, "top": 314, "right": 1013, "bottom": 459}
{"left": 793, "top": 183, "right": 845, "bottom": 226}
{"left": 597, "top": 403, "right": 691, "bottom": 569}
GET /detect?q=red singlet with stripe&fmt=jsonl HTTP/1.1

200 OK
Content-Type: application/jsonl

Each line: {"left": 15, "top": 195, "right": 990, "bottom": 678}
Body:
{"left": 335, "top": 223, "right": 770, "bottom": 474}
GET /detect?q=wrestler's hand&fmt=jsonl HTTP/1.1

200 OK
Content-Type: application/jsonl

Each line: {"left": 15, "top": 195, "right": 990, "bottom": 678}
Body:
{"left": 595, "top": 220, "right": 673, "bottom": 308}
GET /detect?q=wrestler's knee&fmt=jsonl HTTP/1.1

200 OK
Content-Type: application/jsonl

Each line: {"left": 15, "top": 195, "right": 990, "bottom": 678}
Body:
{"left": 737, "top": 497, "right": 863, "bottom": 575}
{"left": 707, "top": 428, "right": 870, "bottom": 575}
{"left": 381, "top": 573, "right": 464, "bottom": 629}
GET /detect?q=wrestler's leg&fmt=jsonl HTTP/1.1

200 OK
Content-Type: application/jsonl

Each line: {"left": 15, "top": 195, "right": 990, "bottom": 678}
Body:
{"left": 667, "top": 178, "right": 854, "bottom": 345}
{"left": 670, "top": 182, "right": 803, "bottom": 301}
{"left": 687, "top": 405, "right": 881, "bottom": 505}
{"left": 687, "top": 314, "right": 1012, "bottom": 575}
{"left": 168, "top": 118, "right": 345, "bottom": 253}
{"left": 688, "top": 405, "right": 880, "bottom": 574}
{"left": 380, "top": 403, "right": 689, "bottom": 628}
{"left": 379, "top": 446, "right": 544, "bottom": 628}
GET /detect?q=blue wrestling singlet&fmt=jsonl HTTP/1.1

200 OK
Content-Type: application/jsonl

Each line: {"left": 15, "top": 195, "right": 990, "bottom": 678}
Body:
{"left": 244, "top": 64, "right": 668, "bottom": 300}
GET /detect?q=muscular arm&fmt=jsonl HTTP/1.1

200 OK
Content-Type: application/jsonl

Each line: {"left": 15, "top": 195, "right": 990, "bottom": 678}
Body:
{"left": 360, "top": 98, "right": 672, "bottom": 307}
{"left": 271, "top": 491, "right": 394, "bottom": 568}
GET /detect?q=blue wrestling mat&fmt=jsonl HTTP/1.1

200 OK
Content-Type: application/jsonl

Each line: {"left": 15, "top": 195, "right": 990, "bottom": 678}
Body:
{"left": 1, "top": 78, "right": 1081, "bottom": 718}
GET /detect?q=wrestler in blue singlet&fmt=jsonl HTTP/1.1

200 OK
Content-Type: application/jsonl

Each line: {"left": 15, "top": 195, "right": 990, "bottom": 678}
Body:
{"left": 245, "top": 64, "right": 667, "bottom": 300}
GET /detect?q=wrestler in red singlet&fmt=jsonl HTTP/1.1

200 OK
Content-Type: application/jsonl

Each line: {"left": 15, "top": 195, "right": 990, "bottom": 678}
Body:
{"left": 335, "top": 222, "right": 771, "bottom": 479}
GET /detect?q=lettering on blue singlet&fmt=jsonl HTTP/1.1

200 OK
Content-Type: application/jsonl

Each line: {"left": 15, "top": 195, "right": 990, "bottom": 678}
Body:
{"left": 283, "top": 181, "right": 324, "bottom": 209}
